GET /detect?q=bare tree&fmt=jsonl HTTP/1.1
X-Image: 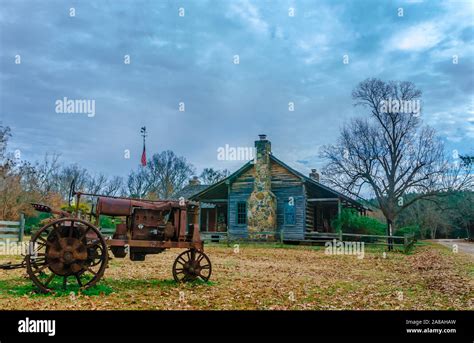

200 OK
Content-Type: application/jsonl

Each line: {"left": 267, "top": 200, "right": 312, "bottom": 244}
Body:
{"left": 146, "top": 150, "right": 195, "bottom": 199}
{"left": 199, "top": 168, "right": 230, "bottom": 185}
{"left": 57, "top": 164, "right": 89, "bottom": 200}
{"left": 85, "top": 173, "right": 108, "bottom": 194}
{"left": 35, "top": 153, "right": 61, "bottom": 193}
{"left": 0, "top": 124, "right": 14, "bottom": 176}
{"left": 0, "top": 123, "right": 11, "bottom": 162}
{"left": 321, "top": 78, "right": 473, "bottom": 248}
{"left": 0, "top": 123, "right": 129, "bottom": 217}
{"left": 103, "top": 176, "right": 124, "bottom": 196}
{"left": 127, "top": 168, "right": 150, "bottom": 199}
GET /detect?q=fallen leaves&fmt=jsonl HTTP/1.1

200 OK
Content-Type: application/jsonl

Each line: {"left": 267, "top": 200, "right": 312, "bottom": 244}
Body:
{"left": 0, "top": 243, "right": 472, "bottom": 310}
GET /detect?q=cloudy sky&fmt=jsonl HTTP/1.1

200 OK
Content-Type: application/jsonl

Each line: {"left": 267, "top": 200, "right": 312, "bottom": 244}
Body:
{"left": 0, "top": 0, "right": 473, "bottom": 178}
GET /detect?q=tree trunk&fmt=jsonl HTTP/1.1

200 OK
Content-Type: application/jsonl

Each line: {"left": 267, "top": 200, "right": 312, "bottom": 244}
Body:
{"left": 430, "top": 226, "right": 437, "bottom": 239}
{"left": 387, "top": 218, "right": 394, "bottom": 251}
{"left": 419, "top": 225, "right": 425, "bottom": 240}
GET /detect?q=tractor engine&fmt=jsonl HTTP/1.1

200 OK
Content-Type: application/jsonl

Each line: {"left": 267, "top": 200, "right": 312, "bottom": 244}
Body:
{"left": 127, "top": 208, "right": 174, "bottom": 261}
{"left": 131, "top": 208, "right": 175, "bottom": 242}
{"left": 96, "top": 197, "right": 181, "bottom": 261}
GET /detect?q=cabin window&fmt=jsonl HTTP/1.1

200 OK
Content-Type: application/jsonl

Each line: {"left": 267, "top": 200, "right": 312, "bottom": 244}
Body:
{"left": 284, "top": 202, "right": 296, "bottom": 225}
{"left": 237, "top": 202, "right": 247, "bottom": 225}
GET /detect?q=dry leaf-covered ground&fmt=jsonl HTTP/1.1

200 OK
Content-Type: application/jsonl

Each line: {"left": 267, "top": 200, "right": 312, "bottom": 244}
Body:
{"left": 0, "top": 242, "right": 472, "bottom": 310}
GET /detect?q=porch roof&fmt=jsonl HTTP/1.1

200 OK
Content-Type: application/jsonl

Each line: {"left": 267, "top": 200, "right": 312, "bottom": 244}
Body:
{"left": 174, "top": 184, "right": 210, "bottom": 200}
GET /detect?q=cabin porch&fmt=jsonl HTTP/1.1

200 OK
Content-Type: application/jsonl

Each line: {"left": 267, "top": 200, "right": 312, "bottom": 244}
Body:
{"left": 304, "top": 180, "right": 368, "bottom": 235}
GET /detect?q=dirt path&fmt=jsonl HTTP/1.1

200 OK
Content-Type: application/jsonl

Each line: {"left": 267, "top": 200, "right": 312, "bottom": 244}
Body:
{"left": 432, "top": 239, "right": 474, "bottom": 258}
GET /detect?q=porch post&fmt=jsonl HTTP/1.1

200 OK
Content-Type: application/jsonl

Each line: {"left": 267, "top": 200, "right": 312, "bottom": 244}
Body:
{"left": 337, "top": 198, "right": 342, "bottom": 220}
{"left": 198, "top": 202, "right": 202, "bottom": 232}
{"left": 226, "top": 180, "right": 231, "bottom": 237}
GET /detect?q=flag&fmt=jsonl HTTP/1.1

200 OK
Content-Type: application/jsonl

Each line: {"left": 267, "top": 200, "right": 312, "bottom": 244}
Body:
{"left": 141, "top": 145, "right": 147, "bottom": 167}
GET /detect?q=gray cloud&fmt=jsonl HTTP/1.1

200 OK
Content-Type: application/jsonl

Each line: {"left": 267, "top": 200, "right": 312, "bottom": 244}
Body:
{"left": 1, "top": 0, "right": 472, "bottom": 178}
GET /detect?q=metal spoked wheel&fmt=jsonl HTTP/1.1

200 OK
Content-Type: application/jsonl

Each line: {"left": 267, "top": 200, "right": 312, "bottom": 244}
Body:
{"left": 25, "top": 218, "right": 108, "bottom": 293}
{"left": 172, "top": 249, "right": 212, "bottom": 283}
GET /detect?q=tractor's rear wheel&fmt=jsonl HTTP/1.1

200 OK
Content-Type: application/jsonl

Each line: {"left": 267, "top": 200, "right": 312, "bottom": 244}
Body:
{"left": 25, "top": 218, "right": 108, "bottom": 293}
{"left": 172, "top": 249, "right": 212, "bottom": 283}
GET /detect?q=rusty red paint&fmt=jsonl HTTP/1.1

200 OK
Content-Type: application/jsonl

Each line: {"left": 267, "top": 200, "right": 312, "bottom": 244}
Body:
{"left": 3, "top": 190, "right": 211, "bottom": 292}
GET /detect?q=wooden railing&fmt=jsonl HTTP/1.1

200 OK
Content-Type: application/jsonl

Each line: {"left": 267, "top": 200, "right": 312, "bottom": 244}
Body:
{"left": 200, "top": 231, "right": 283, "bottom": 245}
{"left": 304, "top": 231, "right": 341, "bottom": 241}
{"left": 301, "top": 231, "right": 416, "bottom": 253}
{"left": 97, "top": 227, "right": 416, "bottom": 253}
{"left": 0, "top": 214, "right": 25, "bottom": 242}
{"left": 200, "top": 231, "right": 229, "bottom": 244}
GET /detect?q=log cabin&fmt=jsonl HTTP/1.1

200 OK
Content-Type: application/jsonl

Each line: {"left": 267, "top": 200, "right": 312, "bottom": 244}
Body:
{"left": 176, "top": 135, "right": 369, "bottom": 241}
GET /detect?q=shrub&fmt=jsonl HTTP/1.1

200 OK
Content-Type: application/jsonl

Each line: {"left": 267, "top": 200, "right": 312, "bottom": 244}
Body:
{"left": 24, "top": 212, "right": 52, "bottom": 234}
{"left": 332, "top": 208, "right": 386, "bottom": 235}
{"left": 99, "top": 215, "right": 119, "bottom": 229}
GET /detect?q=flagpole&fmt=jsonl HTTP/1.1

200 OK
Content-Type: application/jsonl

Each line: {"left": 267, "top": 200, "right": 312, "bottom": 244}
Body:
{"left": 140, "top": 126, "right": 147, "bottom": 167}
{"left": 141, "top": 126, "right": 147, "bottom": 149}
{"left": 140, "top": 126, "right": 147, "bottom": 199}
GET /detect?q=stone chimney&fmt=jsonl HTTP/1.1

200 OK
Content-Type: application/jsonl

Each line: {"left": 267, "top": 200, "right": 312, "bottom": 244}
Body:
{"left": 189, "top": 176, "right": 200, "bottom": 186}
{"left": 247, "top": 134, "right": 277, "bottom": 238}
{"left": 309, "top": 169, "right": 320, "bottom": 182}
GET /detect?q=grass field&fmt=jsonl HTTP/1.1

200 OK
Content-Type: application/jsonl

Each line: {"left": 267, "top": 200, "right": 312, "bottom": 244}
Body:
{"left": 0, "top": 242, "right": 472, "bottom": 310}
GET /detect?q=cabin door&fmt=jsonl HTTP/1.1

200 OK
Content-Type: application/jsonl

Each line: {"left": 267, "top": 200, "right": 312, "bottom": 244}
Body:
{"left": 200, "top": 204, "right": 228, "bottom": 232}
{"left": 201, "top": 208, "right": 217, "bottom": 232}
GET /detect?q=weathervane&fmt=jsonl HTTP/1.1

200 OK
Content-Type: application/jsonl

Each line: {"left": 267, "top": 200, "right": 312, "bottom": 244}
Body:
{"left": 140, "top": 126, "right": 147, "bottom": 167}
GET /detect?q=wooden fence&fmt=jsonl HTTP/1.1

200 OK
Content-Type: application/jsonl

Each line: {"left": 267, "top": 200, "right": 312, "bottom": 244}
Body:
{"left": 23, "top": 224, "right": 417, "bottom": 253}
{"left": 0, "top": 214, "right": 25, "bottom": 242}
{"left": 200, "top": 231, "right": 286, "bottom": 245}
{"left": 301, "top": 231, "right": 416, "bottom": 253}
{"left": 200, "top": 230, "right": 416, "bottom": 253}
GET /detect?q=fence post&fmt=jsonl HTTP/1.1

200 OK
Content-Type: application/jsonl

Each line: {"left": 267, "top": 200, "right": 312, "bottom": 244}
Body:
{"left": 339, "top": 230, "right": 342, "bottom": 242}
{"left": 19, "top": 213, "right": 25, "bottom": 242}
{"left": 403, "top": 233, "right": 415, "bottom": 253}
{"left": 280, "top": 230, "right": 284, "bottom": 245}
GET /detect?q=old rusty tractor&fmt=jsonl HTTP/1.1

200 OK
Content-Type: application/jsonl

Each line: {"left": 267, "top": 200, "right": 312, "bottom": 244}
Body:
{"left": 1, "top": 183, "right": 211, "bottom": 293}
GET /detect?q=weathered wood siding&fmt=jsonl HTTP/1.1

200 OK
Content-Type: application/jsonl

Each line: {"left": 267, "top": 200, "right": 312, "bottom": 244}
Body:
{"left": 228, "top": 167, "right": 254, "bottom": 238}
{"left": 270, "top": 161, "right": 305, "bottom": 240}
{"left": 305, "top": 206, "right": 315, "bottom": 231}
